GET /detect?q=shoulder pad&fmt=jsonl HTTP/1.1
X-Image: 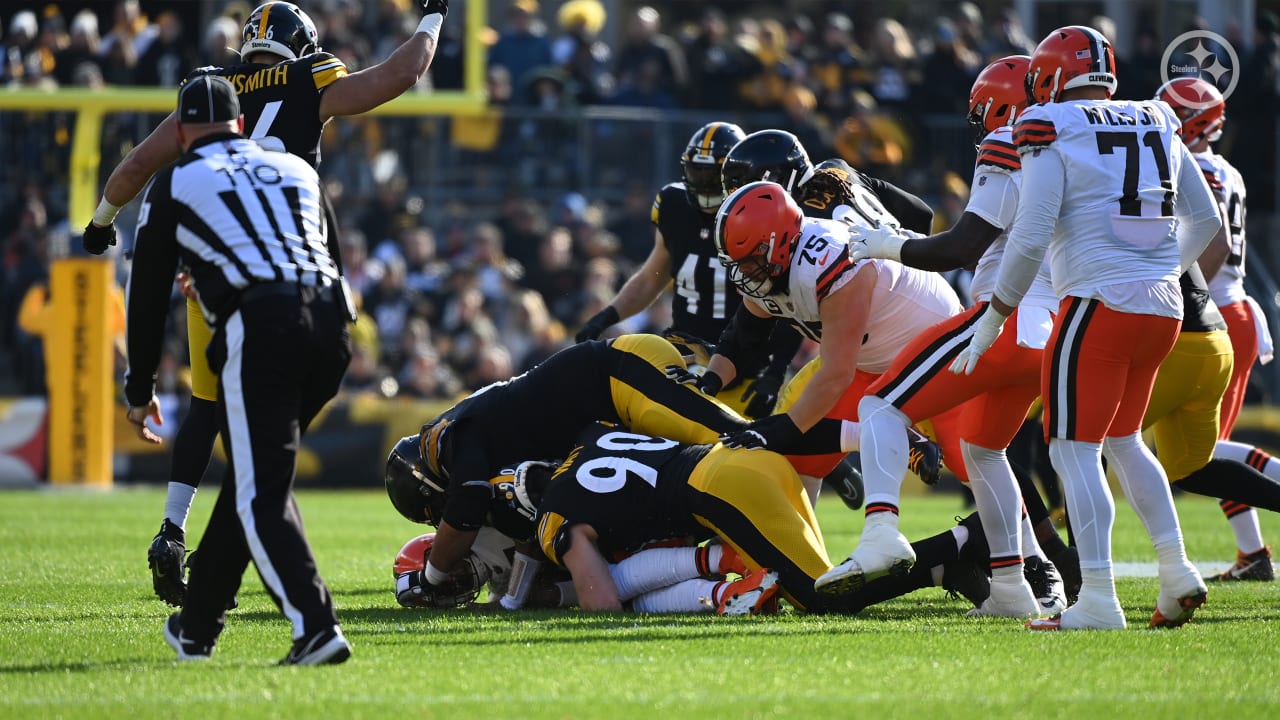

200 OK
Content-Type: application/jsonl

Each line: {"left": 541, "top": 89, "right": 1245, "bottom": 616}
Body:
{"left": 1012, "top": 109, "right": 1058, "bottom": 154}
{"left": 976, "top": 128, "right": 1020, "bottom": 172}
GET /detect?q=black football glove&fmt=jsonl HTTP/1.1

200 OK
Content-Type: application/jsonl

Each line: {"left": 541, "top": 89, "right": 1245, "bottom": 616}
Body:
{"left": 741, "top": 369, "right": 784, "bottom": 419}
{"left": 720, "top": 413, "right": 803, "bottom": 452}
{"left": 422, "top": 0, "right": 448, "bottom": 18}
{"left": 663, "top": 365, "right": 724, "bottom": 396}
{"left": 575, "top": 306, "right": 619, "bottom": 343}
{"left": 82, "top": 222, "right": 117, "bottom": 255}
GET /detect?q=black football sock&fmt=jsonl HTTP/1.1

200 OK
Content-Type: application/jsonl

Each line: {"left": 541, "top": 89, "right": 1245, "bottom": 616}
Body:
{"left": 1177, "top": 459, "right": 1280, "bottom": 513}
{"left": 172, "top": 396, "right": 219, "bottom": 488}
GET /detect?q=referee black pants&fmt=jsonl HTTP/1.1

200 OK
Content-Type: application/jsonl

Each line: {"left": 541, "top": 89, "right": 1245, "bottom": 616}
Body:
{"left": 180, "top": 286, "right": 351, "bottom": 644}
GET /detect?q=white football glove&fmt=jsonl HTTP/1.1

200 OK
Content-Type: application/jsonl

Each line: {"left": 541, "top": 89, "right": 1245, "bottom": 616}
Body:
{"left": 949, "top": 305, "right": 1009, "bottom": 375}
{"left": 849, "top": 224, "right": 910, "bottom": 263}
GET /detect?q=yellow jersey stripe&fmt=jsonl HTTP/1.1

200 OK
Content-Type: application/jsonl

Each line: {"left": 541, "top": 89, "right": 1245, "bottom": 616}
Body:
{"left": 311, "top": 59, "right": 344, "bottom": 73}
{"left": 312, "top": 65, "right": 347, "bottom": 89}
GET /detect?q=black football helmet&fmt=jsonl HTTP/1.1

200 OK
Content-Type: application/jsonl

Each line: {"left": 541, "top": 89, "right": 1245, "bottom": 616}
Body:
{"left": 241, "top": 2, "right": 320, "bottom": 61}
{"left": 386, "top": 434, "right": 448, "bottom": 525}
{"left": 720, "top": 129, "right": 814, "bottom": 198}
{"left": 487, "top": 460, "right": 558, "bottom": 542}
{"left": 681, "top": 121, "right": 747, "bottom": 212}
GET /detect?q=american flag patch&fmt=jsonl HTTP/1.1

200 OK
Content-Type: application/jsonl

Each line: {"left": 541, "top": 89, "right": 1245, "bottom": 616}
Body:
{"left": 1076, "top": 49, "right": 1091, "bottom": 59}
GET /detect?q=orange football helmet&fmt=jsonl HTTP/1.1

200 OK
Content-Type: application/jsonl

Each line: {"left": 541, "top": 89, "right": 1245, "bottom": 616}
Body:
{"left": 1156, "top": 77, "right": 1225, "bottom": 145}
{"left": 714, "top": 181, "right": 804, "bottom": 299}
{"left": 393, "top": 533, "right": 491, "bottom": 607}
{"left": 1026, "top": 25, "right": 1117, "bottom": 104}
{"left": 969, "top": 55, "right": 1032, "bottom": 140}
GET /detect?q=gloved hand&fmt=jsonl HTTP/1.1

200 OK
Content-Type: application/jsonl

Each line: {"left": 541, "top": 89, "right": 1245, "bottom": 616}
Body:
{"left": 395, "top": 570, "right": 430, "bottom": 607}
{"left": 421, "top": 0, "right": 448, "bottom": 17}
{"left": 82, "top": 222, "right": 117, "bottom": 255}
{"left": 663, "top": 365, "right": 724, "bottom": 396}
{"left": 575, "top": 306, "right": 619, "bottom": 343}
{"left": 849, "top": 224, "right": 909, "bottom": 263}
{"left": 949, "top": 305, "right": 1008, "bottom": 375}
{"left": 741, "top": 369, "right": 784, "bottom": 419}
{"left": 720, "top": 413, "right": 803, "bottom": 452}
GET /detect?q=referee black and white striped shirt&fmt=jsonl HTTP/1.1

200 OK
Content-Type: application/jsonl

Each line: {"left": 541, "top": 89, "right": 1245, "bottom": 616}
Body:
{"left": 124, "top": 130, "right": 340, "bottom": 408}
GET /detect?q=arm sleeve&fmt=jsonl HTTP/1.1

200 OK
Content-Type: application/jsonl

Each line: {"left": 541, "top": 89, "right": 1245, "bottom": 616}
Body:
{"left": 123, "top": 175, "right": 181, "bottom": 407}
{"left": 1174, "top": 143, "right": 1225, "bottom": 273}
{"left": 715, "top": 302, "right": 776, "bottom": 371}
{"left": 439, "top": 438, "right": 496, "bottom": 532}
{"left": 863, "top": 174, "right": 934, "bottom": 234}
{"left": 993, "top": 148, "right": 1064, "bottom": 308}
{"left": 764, "top": 322, "right": 805, "bottom": 376}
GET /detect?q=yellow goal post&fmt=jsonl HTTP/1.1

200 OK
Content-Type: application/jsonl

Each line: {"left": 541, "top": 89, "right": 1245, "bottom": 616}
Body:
{"left": 0, "top": 3, "right": 487, "bottom": 232}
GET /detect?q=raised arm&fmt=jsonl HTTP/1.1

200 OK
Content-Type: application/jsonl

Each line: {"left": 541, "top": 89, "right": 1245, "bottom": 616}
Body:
{"left": 316, "top": 0, "right": 448, "bottom": 120}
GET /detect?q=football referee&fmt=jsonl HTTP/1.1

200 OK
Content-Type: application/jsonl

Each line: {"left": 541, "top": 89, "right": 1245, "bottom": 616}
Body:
{"left": 124, "top": 75, "right": 353, "bottom": 665}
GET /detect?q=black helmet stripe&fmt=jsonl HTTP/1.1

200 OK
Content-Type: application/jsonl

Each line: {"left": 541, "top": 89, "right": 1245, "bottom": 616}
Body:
{"left": 1076, "top": 25, "right": 1111, "bottom": 74}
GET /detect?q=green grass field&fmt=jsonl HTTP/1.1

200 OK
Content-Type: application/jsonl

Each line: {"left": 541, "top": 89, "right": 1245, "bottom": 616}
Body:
{"left": 1, "top": 487, "right": 1276, "bottom": 719}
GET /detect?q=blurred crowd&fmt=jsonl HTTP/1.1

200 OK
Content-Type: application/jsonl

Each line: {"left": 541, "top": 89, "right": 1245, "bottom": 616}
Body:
{"left": 2, "top": 1, "right": 1279, "bottom": 414}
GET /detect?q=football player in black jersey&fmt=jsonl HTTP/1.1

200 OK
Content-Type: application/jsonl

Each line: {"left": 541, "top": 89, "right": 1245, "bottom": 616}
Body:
{"left": 382, "top": 333, "right": 852, "bottom": 605}
{"left": 82, "top": 0, "right": 450, "bottom": 607}
{"left": 532, "top": 422, "right": 992, "bottom": 614}
{"left": 576, "top": 122, "right": 804, "bottom": 421}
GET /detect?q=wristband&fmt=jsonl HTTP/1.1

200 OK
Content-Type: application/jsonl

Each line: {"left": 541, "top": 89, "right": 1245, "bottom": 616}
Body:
{"left": 417, "top": 13, "right": 443, "bottom": 41}
{"left": 92, "top": 198, "right": 122, "bottom": 227}
{"left": 423, "top": 560, "right": 450, "bottom": 586}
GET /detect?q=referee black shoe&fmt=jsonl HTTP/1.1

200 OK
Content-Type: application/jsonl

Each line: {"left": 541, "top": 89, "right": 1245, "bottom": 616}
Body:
{"left": 148, "top": 520, "right": 187, "bottom": 607}
{"left": 279, "top": 626, "right": 352, "bottom": 666}
{"left": 163, "top": 613, "right": 214, "bottom": 661}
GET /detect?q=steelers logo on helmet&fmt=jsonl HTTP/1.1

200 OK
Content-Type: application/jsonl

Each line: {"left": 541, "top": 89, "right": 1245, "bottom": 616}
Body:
{"left": 241, "top": 2, "right": 320, "bottom": 61}
{"left": 714, "top": 181, "right": 804, "bottom": 299}
{"left": 720, "top": 130, "right": 814, "bottom": 198}
{"left": 1026, "top": 25, "right": 1117, "bottom": 104}
{"left": 681, "top": 122, "right": 747, "bottom": 212}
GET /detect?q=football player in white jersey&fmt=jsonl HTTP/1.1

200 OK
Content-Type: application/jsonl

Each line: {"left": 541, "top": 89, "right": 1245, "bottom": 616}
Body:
{"left": 950, "top": 26, "right": 1222, "bottom": 630}
{"left": 1156, "top": 78, "right": 1275, "bottom": 582}
{"left": 824, "top": 56, "right": 1066, "bottom": 616}
{"left": 703, "top": 181, "right": 963, "bottom": 588}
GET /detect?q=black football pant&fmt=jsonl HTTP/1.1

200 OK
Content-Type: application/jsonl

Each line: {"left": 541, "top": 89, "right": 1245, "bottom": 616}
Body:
{"left": 181, "top": 285, "right": 351, "bottom": 645}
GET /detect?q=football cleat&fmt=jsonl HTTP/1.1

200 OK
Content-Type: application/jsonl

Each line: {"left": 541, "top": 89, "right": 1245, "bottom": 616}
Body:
{"left": 1026, "top": 593, "right": 1126, "bottom": 631}
{"left": 1023, "top": 556, "right": 1068, "bottom": 615}
{"left": 1208, "top": 546, "right": 1274, "bottom": 582}
{"left": 279, "top": 625, "right": 352, "bottom": 666}
{"left": 163, "top": 612, "right": 214, "bottom": 661}
{"left": 907, "top": 427, "right": 942, "bottom": 486}
{"left": 1151, "top": 565, "right": 1208, "bottom": 628}
{"left": 816, "top": 518, "right": 915, "bottom": 594}
{"left": 148, "top": 519, "right": 187, "bottom": 607}
{"left": 716, "top": 569, "right": 781, "bottom": 616}
{"left": 967, "top": 576, "right": 1040, "bottom": 618}
{"left": 716, "top": 543, "right": 748, "bottom": 577}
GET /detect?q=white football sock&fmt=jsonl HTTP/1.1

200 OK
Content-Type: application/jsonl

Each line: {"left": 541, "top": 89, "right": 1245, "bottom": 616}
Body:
{"left": 858, "top": 395, "right": 910, "bottom": 508}
{"left": 629, "top": 578, "right": 718, "bottom": 613}
{"left": 164, "top": 482, "right": 198, "bottom": 530}
{"left": 1049, "top": 438, "right": 1114, "bottom": 570}
{"left": 1215, "top": 440, "right": 1280, "bottom": 479}
{"left": 1103, "top": 433, "right": 1187, "bottom": 552}
{"left": 610, "top": 547, "right": 702, "bottom": 601}
{"left": 961, "top": 440, "right": 1023, "bottom": 562}
{"left": 1021, "top": 510, "right": 1046, "bottom": 560}
{"left": 1227, "top": 508, "right": 1266, "bottom": 555}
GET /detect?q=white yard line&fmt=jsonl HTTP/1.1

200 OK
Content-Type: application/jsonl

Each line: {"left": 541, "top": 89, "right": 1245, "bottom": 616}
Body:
{"left": 1111, "top": 561, "right": 1227, "bottom": 577}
